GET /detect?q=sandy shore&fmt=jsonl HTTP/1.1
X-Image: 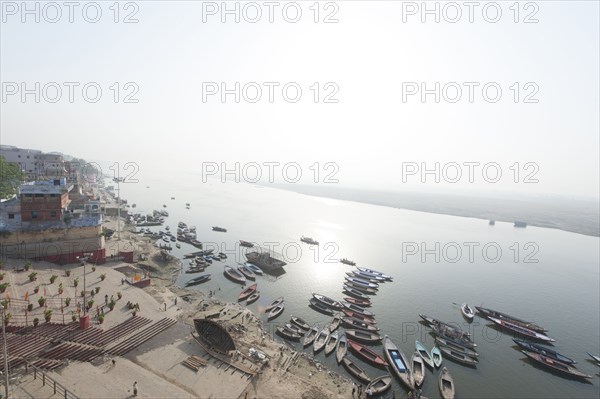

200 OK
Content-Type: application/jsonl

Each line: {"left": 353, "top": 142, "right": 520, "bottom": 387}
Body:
{"left": 3, "top": 197, "right": 353, "bottom": 399}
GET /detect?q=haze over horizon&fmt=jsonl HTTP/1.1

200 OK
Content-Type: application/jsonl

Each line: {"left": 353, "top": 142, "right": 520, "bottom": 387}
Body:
{"left": 2, "top": 1, "right": 599, "bottom": 199}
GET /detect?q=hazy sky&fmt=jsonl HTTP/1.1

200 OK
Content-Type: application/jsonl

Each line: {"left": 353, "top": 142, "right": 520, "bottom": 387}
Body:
{"left": 1, "top": 1, "right": 598, "bottom": 198}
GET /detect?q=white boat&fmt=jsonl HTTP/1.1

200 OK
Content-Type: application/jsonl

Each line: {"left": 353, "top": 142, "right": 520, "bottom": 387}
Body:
{"left": 411, "top": 351, "right": 425, "bottom": 387}
{"left": 461, "top": 303, "right": 475, "bottom": 320}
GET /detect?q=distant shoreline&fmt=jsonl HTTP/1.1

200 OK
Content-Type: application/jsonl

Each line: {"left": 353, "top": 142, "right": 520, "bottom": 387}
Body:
{"left": 268, "top": 184, "right": 600, "bottom": 238}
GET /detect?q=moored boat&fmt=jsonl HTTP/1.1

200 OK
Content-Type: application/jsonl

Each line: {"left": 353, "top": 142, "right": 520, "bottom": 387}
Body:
{"left": 245, "top": 263, "right": 263, "bottom": 275}
{"left": 303, "top": 324, "right": 319, "bottom": 347}
{"left": 224, "top": 265, "right": 246, "bottom": 285}
{"left": 347, "top": 271, "right": 384, "bottom": 284}
{"left": 356, "top": 267, "right": 392, "bottom": 281}
{"left": 290, "top": 315, "right": 310, "bottom": 330}
{"left": 344, "top": 276, "right": 379, "bottom": 289}
{"left": 268, "top": 303, "right": 285, "bottom": 320}
{"left": 238, "top": 283, "right": 257, "bottom": 302}
{"left": 239, "top": 240, "right": 254, "bottom": 247}
{"left": 285, "top": 323, "right": 304, "bottom": 335}
{"left": 313, "top": 328, "right": 330, "bottom": 353}
{"left": 343, "top": 285, "right": 370, "bottom": 300}
{"left": 342, "top": 309, "right": 376, "bottom": 323}
{"left": 488, "top": 317, "right": 555, "bottom": 343}
{"left": 344, "top": 281, "right": 378, "bottom": 295}
{"left": 366, "top": 375, "right": 392, "bottom": 396}
{"left": 345, "top": 329, "right": 382, "bottom": 344}
{"left": 238, "top": 265, "right": 256, "bottom": 280}
{"left": 265, "top": 296, "right": 284, "bottom": 312}
{"left": 382, "top": 335, "right": 413, "bottom": 390}
{"left": 342, "top": 303, "right": 375, "bottom": 318}
{"left": 246, "top": 292, "right": 260, "bottom": 304}
{"left": 185, "top": 274, "right": 211, "bottom": 286}
{"left": 312, "top": 293, "right": 342, "bottom": 310}
{"left": 433, "top": 325, "right": 477, "bottom": 349}
{"left": 340, "top": 258, "right": 357, "bottom": 266}
{"left": 439, "top": 346, "right": 479, "bottom": 367}
{"left": 344, "top": 297, "right": 371, "bottom": 307}
{"left": 513, "top": 339, "right": 575, "bottom": 364}
{"left": 412, "top": 351, "right": 425, "bottom": 387}
{"left": 212, "top": 226, "right": 227, "bottom": 232}
{"left": 300, "top": 236, "right": 319, "bottom": 245}
{"left": 328, "top": 314, "right": 342, "bottom": 332}
{"left": 439, "top": 367, "right": 455, "bottom": 399}
{"left": 587, "top": 352, "right": 600, "bottom": 365}
{"left": 461, "top": 303, "right": 475, "bottom": 320}
{"left": 419, "top": 314, "right": 470, "bottom": 338}
{"left": 432, "top": 346, "right": 443, "bottom": 368}
{"left": 342, "top": 317, "right": 379, "bottom": 333}
{"left": 522, "top": 350, "right": 591, "bottom": 379}
{"left": 342, "top": 357, "right": 371, "bottom": 384}
{"left": 309, "top": 298, "right": 334, "bottom": 316}
{"left": 325, "top": 331, "right": 338, "bottom": 355}
{"left": 416, "top": 340, "right": 435, "bottom": 368}
{"left": 276, "top": 326, "right": 301, "bottom": 341}
{"left": 435, "top": 337, "right": 479, "bottom": 358}
{"left": 347, "top": 339, "right": 388, "bottom": 368}
{"left": 475, "top": 306, "right": 547, "bottom": 333}
{"left": 336, "top": 333, "right": 347, "bottom": 364}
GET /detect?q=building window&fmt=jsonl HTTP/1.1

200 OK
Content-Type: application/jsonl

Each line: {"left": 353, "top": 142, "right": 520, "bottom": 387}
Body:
{"left": 8, "top": 213, "right": 15, "bottom": 219}
{"left": 50, "top": 211, "right": 57, "bottom": 218}
{"left": 31, "top": 211, "right": 38, "bottom": 219}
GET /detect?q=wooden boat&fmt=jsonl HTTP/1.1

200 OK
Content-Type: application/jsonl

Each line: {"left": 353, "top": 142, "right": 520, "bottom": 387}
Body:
{"left": 325, "top": 331, "right": 338, "bottom": 355}
{"left": 522, "top": 350, "right": 591, "bottom": 379}
{"left": 513, "top": 339, "right": 575, "bottom": 364}
{"left": 416, "top": 340, "right": 435, "bottom": 368}
{"left": 212, "top": 226, "right": 227, "bottom": 232}
{"left": 336, "top": 333, "right": 347, "bottom": 364}
{"left": 309, "top": 298, "right": 334, "bottom": 316}
{"left": 239, "top": 240, "right": 254, "bottom": 248}
{"left": 432, "top": 346, "right": 443, "bottom": 368}
{"left": 290, "top": 315, "right": 310, "bottom": 331}
{"left": 242, "top": 288, "right": 257, "bottom": 302}
{"left": 300, "top": 236, "right": 319, "bottom": 245}
{"left": 587, "top": 352, "right": 600, "bottom": 365}
{"left": 344, "top": 297, "right": 371, "bottom": 307}
{"left": 238, "top": 265, "right": 256, "bottom": 280}
{"left": 412, "top": 351, "right": 425, "bottom": 387}
{"left": 175, "top": 243, "right": 181, "bottom": 249}
{"left": 439, "top": 346, "right": 479, "bottom": 367}
{"left": 382, "top": 335, "right": 413, "bottom": 390}
{"left": 238, "top": 284, "right": 257, "bottom": 302}
{"left": 344, "top": 281, "right": 378, "bottom": 295}
{"left": 475, "top": 306, "right": 547, "bottom": 333}
{"left": 433, "top": 325, "right": 477, "bottom": 349}
{"left": 355, "top": 267, "right": 392, "bottom": 281}
{"left": 268, "top": 303, "right": 285, "bottom": 320}
{"left": 348, "top": 339, "right": 388, "bottom": 368}
{"left": 439, "top": 367, "right": 455, "bottom": 399}
{"left": 346, "top": 271, "right": 384, "bottom": 284}
{"left": 461, "top": 303, "right": 475, "bottom": 320}
{"left": 488, "top": 317, "right": 555, "bottom": 342}
{"left": 344, "top": 276, "right": 379, "bottom": 289}
{"left": 303, "top": 324, "right": 319, "bottom": 347}
{"left": 245, "top": 263, "right": 263, "bottom": 275}
{"left": 223, "top": 266, "right": 246, "bottom": 285}
{"left": 342, "top": 309, "right": 376, "bottom": 324}
{"left": 285, "top": 323, "right": 304, "bottom": 335}
{"left": 342, "top": 303, "right": 375, "bottom": 318}
{"left": 265, "top": 297, "right": 284, "bottom": 312}
{"left": 276, "top": 326, "right": 301, "bottom": 341}
{"left": 185, "top": 267, "right": 206, "bottom": 274}
{"left": 342, "top": 317, "right": 379, "bottom": 333}
{"left": 343, "top": 285, "right": 370, "bottom": 300}
{"left": 345, "top": 329, "right": 382, "bottom": 344}
{"left": 312, "top": 293, "right": 342, "bottom": 310}
{"left": 342, "top": 357, "right": 371, "bottom": 384}
{"left": 436, "top": 337, "right": 479, "bottom": 358}
{"left": 329, "top": 314, "right": 342, "bottom": 332}
{"left": 185, "top": 274, "right": 211, "bottom": 286}
{"left": 419, "top": 314, "right": 470, "bottom": 338}
{"left": 313, "top": 328, "right": 330, "bottom": 353}
{"left": 366, "top": 375, "right": 392, "bottom": 395}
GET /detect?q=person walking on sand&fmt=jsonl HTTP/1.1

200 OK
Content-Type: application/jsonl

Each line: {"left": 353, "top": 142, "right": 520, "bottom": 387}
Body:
{"left": 352, "top": 383, "right": 356, "bottom": 398}
{"left": 133, "top": 381, "right": 138, "bottom": 396}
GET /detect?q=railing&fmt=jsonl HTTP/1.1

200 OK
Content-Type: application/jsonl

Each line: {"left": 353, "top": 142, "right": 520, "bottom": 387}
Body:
{"left": 23, "top": 362, "right": 78, "bottom": 399}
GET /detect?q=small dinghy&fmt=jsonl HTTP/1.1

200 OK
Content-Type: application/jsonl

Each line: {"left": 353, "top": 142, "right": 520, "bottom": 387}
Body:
{"left": 224, "top": 265, "right": 246, "bottom": 285}
{"left": 348, "top": 339, "right": 388, "bottom": 368}
{"left": 303, "top": 324, "right": 319, "bottom": 347}
{"left": 325, "top": 331, "right": 338, "bottom": 356}
{"left": 342, "top": 317, "right": 379, "bottom": 333}
{"left": 342, "top": 309, "right": 376, "bottom": 323}
{"left": 238, "top": 284, "right": 257, "bottom": 302}
{"left": 412, "top": 351, "right": 425, "bottom": 387}
{"left": 185, "top": 274, "right": 211, "bottom": 286}
{"left": 336, "top": 333, "right": 347, "bottom": 364}
{"left": 355, "top": 267, "right": 393, "bottom": 281}
{"left": 238, "top": 265, "right": 256, "bottom": 280}
{"left": 312, "top": 293, "right": 342, "bottom": 310}
{"left": 432, "top": 346, "right": 443, "bottom": 368}
{"left": 461, "top": 303, "right": 475, "bottom": 320}
{"left": 342, "top": 357, "right": 371, "bottom": 384}
{"left": 328, "top": 314, "right": 342, "bottom": 333}
{"left": 290, "top": 315, "right": 310, "bottom": 330}
{"left": 313, "top": 328, "right": 330, "bottom": 353}
{"left": 345, "top": 329, "right": 382, "bottom": 344}
{"left": 366, "top": 375, "right": 392, "bottom": 396}
{"left": 276, "top": 326, "right": 301, "bottom": 341}
{"left": 439, "top": 367, "right": 455, "bottom": 399}
{"left": 342, "top": 303, "right": 375, "bottom": 318}
{"left": 285, "top": 323, "right": 304, "bottom": 335}
{"left": 309, "top": 298, "right": 334, "bottom": 316}
{"left": 436, "top": 337, "right": 479, "bottom": 358}
{"left": 245, "top": 263, "right": 263, "bottom": 275}
{"left": 268, "top": 303, "right": 285, "bottom": 320}
{"left": 439, "top": 346, "right": 479, "bottom": 367}
{"left": 342, "top": 285, "right": 370, "bottom": 300}
{"left": 246, "top": 292, "right": 260, "bottom": 304}
{"left": 265, "top": 297, "right": 284, "bottom": 312}
{"left": 344, "top": 297, "right": 371, "bottom": 307}
{"left": 416, "top": 340, "right": 435, "bottom": 368}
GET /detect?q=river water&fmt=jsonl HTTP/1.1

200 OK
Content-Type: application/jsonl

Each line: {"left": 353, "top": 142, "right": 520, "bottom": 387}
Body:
{"left": 117, "top": 173, "right": 600, "bottom": 399}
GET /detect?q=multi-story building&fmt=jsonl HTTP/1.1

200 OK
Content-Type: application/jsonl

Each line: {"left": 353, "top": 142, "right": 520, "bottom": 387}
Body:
{"left": 0, "top": 145, "right": 43, "bottom": 176}
{"left": 19, "top": 178, "right": 72, "bottom": 223}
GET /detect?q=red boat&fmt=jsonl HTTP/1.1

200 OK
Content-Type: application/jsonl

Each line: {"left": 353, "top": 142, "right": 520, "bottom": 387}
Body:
{"left": 347, "top": 339, "right": 388, "bottom": 368}
{"left": 238, "top": 284, "right": 257, "bottom": 301}
{"left": 344, "top": 297, "right": 371, "bottom": 307}
{"left": 343, "top": 309, "right": 376, "bottom": 323}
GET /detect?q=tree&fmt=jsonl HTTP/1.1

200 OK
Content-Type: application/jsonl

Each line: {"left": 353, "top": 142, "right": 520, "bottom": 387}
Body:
{"left": 0, "top": 155, "right": 24, "bottom": 199}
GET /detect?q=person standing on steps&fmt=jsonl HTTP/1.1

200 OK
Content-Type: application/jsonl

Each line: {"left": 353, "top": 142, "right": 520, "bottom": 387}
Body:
{"left": 133, "top": 381, "right": 138, "bottom": 397}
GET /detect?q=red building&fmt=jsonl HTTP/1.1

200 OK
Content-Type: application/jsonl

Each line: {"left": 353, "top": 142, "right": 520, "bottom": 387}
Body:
{"left": 19, "top": 178, "right": 72, "bottom": 222}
